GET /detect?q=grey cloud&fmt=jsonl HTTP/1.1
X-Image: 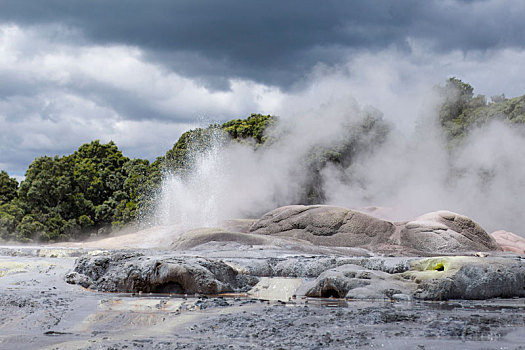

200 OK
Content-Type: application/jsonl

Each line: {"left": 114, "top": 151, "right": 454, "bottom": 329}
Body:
{"left": 3, "top": 1, "right": 523, "bottom": 88}
{"left": 0, "top": 67, "right": 192, "bottom": 124}
{"left": 2, "top": 0, "right": 525, "bottom": 179}
{"left": 74, "top": 84, "right": 197, "bottom": 123}
{"left": 0, "top": 77, "right": 35, "bottom": 101}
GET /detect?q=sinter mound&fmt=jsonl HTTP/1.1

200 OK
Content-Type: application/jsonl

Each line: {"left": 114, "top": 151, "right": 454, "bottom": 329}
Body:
{"left": 249, "top": 205, "right": 501, "bottom": 255}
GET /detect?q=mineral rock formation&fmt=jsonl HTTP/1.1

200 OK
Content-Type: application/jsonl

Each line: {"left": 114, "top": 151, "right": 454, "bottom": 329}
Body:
{"left": 302, "top": 264, "right": 415, "bottom": 300}
{"left": 171, "top": 228, "right": 273, "bottom": 249}
{"left": 66, "top": 252, "right": 258, "bottom": 294}
{"left": 65, "top": 205, "right": 524, "bottom": 301}
{"left": 404, "top": 256, "right": 525, "bottom": 300}
{"left": 491, "top": 230, "right": 525, "bottom": 254}
{"left": 249, "top": 205, "right": 395, "bottom": 249}
{"left": 400, "top": 211, "right": 501, "bottom": 254}
{"left": 171, "top": 227, "right": 320, "bottom": 251}
{"left": 301, "top": 256, "right": 525, "bottom": 300}
{"left": 249, "top": 206, "right": 502, "bottom": 255}
{"left": 66, "top": 251, "right": 525, "bottom": 301}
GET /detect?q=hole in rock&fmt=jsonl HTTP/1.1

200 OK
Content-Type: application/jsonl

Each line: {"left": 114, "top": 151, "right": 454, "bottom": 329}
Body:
{"left": 321, "top": 288, "right": 341, "bottom": 298}
{"left": 153, "top": 282, "right": 184, "bottom": 294}
{"left": 434, "top": 263, "right": 445, "bottom": 271}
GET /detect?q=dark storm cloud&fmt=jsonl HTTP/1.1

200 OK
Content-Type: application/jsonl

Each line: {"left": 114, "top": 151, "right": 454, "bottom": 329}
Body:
{"left": 2, "top": 0, "right": 523, "bottom": 88}
{"left": 2, "top": 0, "right": 525, "bottom": 179}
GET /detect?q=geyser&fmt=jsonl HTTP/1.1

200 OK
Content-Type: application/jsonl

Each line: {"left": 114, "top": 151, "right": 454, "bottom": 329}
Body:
{"left": 151, "top": 94, "right": 525, "bottom": 237}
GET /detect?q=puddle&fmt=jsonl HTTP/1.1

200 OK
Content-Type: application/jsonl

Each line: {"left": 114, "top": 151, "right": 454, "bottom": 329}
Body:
{"left": 304, "top": 297, "right": 350, "bottom": 307}
{"left": 247, "top": 277, "right": 303, "bottom": 301}
{"left": 97, "top": 298, "right": 184, "bottom": 312}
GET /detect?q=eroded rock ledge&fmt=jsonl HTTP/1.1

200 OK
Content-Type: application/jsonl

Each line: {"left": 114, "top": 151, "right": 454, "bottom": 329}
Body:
{"left": 302, "top": 256, "right": 525, "bottom": 300}
{"left": 66, "top": 252, "right": 258, "bottom": 294}
{"left": 66, "top": 252, "right": 525, "bottom": 301}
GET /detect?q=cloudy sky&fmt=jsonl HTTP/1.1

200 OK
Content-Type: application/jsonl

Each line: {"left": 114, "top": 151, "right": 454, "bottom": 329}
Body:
{"left": 1, "top": 0, "right": 525, "bottom": 179}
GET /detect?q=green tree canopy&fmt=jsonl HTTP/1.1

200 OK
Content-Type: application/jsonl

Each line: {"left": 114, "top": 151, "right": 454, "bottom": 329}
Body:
{"left": 161, "top": 114, "right": 276, "bottom": 175}
{"left": 437, "top": 77, "right": 525, "bottom": 142}
{"left": 12, "top": 140, "right": 156, "bottom": 241}
{"left": 0, "top": 170, "right": 18, "bottom": 204}
{"left": 222, "top": 113, "right": 275, "bottom": 144}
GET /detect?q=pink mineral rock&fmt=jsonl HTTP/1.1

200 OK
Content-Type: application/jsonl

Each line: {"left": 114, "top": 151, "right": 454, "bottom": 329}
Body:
{"left": 491, "top": 230, "right": 525, "bottom": 254}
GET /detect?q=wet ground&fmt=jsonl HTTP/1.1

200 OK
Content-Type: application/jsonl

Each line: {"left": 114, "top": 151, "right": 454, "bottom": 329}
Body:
{"left": 0, "top": 246, "right": 524, "bottom": 350}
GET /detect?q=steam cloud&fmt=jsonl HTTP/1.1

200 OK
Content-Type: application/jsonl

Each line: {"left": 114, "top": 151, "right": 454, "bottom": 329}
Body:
{"left": 153, "top": 82, "right": 525, "bottom": 237}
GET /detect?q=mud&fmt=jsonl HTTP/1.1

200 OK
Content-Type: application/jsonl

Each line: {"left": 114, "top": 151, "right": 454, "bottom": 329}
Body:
{"left": 1, "top": 246, "right": 524, "bottom": 350}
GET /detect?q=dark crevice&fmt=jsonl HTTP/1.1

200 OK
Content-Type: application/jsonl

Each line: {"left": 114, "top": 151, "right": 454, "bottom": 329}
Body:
{"left": 152, "top": 282, "right": 184, "bottom": 294}
{"left": 321, "top": 288, "right": 341, "bottom": 298}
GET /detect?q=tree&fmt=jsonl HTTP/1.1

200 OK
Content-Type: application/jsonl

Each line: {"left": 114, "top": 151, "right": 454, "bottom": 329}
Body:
{"left": 438, "top": 77, "right": 474, "bottom": 128}
{"left": 0, "top": 170, "right": 23, "bottom": 241}
{"left": 302, "top": 111, "right": 391, "bottom": 203}
{"left": 112, "top": 158, "right": 153, "bottom": 227}
{"left": 71, "top": 140, "right": 129, "bottom": 207}
{"left": 0, "top": 170, "right": 19, "bottom": 204}
{"left": 437, "top": 78, "right": 491, "bottom": 141}
{"left": 162, "top": 126, "right": 225, "bottom": 175}
{"left": 7, "top": 117, "right": 279, "bottom": 241}
{"left": 15, "top": 140, "right": 150, "bottom": 241}
{"left": 18, "top": 156, "right": 76, "bottom": 218}
{"left": 161, "top": 114, "right": 276, "bottom": 175}
{"left": 222, "top": 113, "right": 275, "bottom": 144}
{"left": 0, "top": 202, "right": 24, "bottom": 241}
{"left": 437, "top": 78, "right": 525, "bottom": 142}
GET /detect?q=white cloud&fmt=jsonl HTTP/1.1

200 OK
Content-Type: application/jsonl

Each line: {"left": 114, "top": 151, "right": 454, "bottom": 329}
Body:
{"left": 0, "top": 24, "right": 285, "bottom": 175}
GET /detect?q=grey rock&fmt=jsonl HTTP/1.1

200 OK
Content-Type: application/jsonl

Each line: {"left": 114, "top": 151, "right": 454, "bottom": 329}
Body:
{"left": 391, "top": 293, "right": 411, "bottom": 301}
{"left": 405, "top": 256, "right": 525, "bottom": 300}
{"left": 491, "top": 230, "right": 525, "bottom": 254}
{"left": 400, "top": 211, "right": 501, "bottom": 254}
{"left": 249, "top": 205, "right": 395, "bottom": 249}
{"left": 171, "top": 228, "right": 273, "bottom": 250}
{"left": 224, "top": 256, "right": 413, "bottom": 279}
{"left": 64, "top": 271, "right": 92, "bottom": 288}
{"left": 66, "top": 252, "right": 258, "bottom": 294}
{"left": 272, "top": 257, "right": 353, "bottom": 278}
{"left": 171, "top": 227, "right": 313, "bottom": 251}
{"left": 303, "top": 264, "right": 416, "bottom": 299}
{"left": 271, "top": 256, "right": 413, "bottom": 278}
{"left": 170, "top": 226, "right": 375, "bottom": 258}
{"left": 303, "top": 255, "right": 525, "bottom": 300}
{"left": 249, "top": 205, "right": 502, "bottom": 255}
{"left": 348, "top": 257, "right": 413, "bottom": 274}
{"left": 220, "top": 219, "right": 258, "bottom": 233}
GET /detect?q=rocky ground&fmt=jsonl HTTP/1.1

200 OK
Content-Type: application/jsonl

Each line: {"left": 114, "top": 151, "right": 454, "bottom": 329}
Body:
{"left": 0, "top": 246, "right": 524, "bottom": 350}
{"left": 1, "top": 205, "right": 525, "bottom": 349}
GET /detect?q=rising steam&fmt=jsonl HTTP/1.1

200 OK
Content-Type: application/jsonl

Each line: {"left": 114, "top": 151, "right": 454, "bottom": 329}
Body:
{"left": 152, "top": 91, "right": 525, "bottom": 237}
